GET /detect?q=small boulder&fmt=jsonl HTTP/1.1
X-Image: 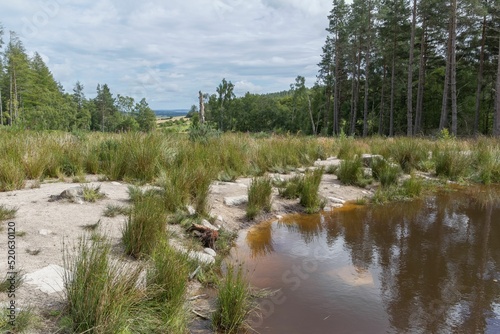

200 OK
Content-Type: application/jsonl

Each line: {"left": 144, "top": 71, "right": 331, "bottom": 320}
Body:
{"left": 186, "top": 205, "right": 196, "bottom": 216}
{"left": 223, "top": 195, "right": 248, "bottom": 206}
{"left": 204, "top": 248, "right": 217, "bottom": 257}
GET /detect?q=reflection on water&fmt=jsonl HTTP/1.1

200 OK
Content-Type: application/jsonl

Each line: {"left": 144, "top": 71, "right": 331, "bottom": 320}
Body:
{"left": 231, "top": 186, "right": 500, "bottom": 333}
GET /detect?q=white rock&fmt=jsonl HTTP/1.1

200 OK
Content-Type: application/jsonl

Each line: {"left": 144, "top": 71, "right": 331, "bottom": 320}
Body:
{"left": 204, "top": 248, "right": 217, "bottom": 257}
{"left": 224, "top": 195, "right": 248, "bottom": 206}
{"left": 111, "top": 182, "right": 121, "bottom": 186}
{"left": 189, "top": 251, "right": 215, "bottom": 265}
{"left": 329, "top": 197, "right": 346, "bottom": 204}
{"left": 39, "top": 229, "right": 53, "bottom": 236}
{"left": 216, "top": 215, "right": 224, "bottom": 223}
{"left": 187, "top": 205, "right": 196, "bottom": 216}
{"left": 201, "top": 219, "right": 219, "bottom": 231}
{"left": 275, "top": 215, "right": 283, "bottom": 220}
{"left": 24, "top": 264, "right": 67, "bottom": 294}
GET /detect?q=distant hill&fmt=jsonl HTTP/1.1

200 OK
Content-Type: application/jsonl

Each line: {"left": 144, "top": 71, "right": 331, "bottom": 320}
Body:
{"left": 154, "top": 109, "right": 189, "bottom": 117}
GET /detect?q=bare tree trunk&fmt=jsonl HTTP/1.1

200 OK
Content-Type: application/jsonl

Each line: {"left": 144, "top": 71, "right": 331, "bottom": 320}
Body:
{"left": 450, "top": 0, "right": 458, "bottom": 136}
{"left": 407, "top": 0, "right": 417, "bottom": 136}
{"left": 308, "top": 95, "right": 317, "bottom": 135}
{"left": 389, "top": 37, "right": 396, "bottom": 137}
{"left": 351, "top": 46, "right": 362, "bottom": 136}
{"left": 199, "top": 91, "right": 205, "bottom": 124}
{"left": 440, "top": 26, "right": 452, "bottom": 131}
{"left": 333, "top": 40, "right": 341, "bottom": 135}
{"left": 475, "top": 15, "right": 487, "bottom": 136}
{"left": 0, "top": 90, "right": 3, "bottom": 126}
{"left": 415, "top": 17, "right": 427, "bottom": 135}
{"left": 9, "top": 73, "right": 13, "bottom": 126}
{"left": 495, "top": 34, "right": 500, "bottom": 137}
{"left": 379, "top": 64, "right": 387, "bottom": 136}
{"left": 363, "top": 0, "right": 372, "bottom": 137}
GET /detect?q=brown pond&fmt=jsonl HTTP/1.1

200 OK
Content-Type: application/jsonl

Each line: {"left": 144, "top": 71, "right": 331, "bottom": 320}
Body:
{"left": 230, "top": 186, "right": 500, "bottom": 333}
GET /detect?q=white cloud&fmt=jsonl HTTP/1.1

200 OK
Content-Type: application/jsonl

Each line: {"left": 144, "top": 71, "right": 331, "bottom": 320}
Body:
{"left": 1, "top": 0, "right": 332, "bottom": 109}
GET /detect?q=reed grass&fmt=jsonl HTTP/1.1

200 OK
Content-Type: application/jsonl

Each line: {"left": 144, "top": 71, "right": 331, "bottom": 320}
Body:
{"left": 122, "top": 193, "right": 167, "bottom": 258}
{"left": 299, "top": 168, "right": 325, "bottom": 213}
{"left": 337, "top": 157, "right": 364, "bottom": 186}
{"left": 212, "top": 264, "right": 254, "bottom": 334}
{"left": 247, "top": 176, "right": 273, "bottom": 220}
{"left": 63, "top": 235, "right": 145, "bottom": 334}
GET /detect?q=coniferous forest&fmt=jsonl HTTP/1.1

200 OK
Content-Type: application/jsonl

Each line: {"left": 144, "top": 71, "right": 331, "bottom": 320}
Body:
{"left": 1, "top": 0, "right": 500, "bottom": 136}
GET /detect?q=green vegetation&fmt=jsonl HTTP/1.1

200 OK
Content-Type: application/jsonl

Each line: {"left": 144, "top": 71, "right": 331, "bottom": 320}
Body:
{"left": 81, "top": 184, "right": 105, "bottom": 202}
{"left": 300, "top": 168, "right": 325, "bottom": 213}
{"left": 0, "top": 204, "right": 17, "bottom": 221}
{"left": 103, "top": 204, "right": 130, "bottom": 217}
{"left": 337, "top": 157, "right": 368, "bottom": 187}
{"left": 122, "top": 193, "right": 167, "bottom": 258}
{"left": 63, "top": 236, "right": 145, "bottom": 334}
{"left": 247, "top": 176, "right": 273, "bottom": 220}
{"left": 212, "top": 265, "right": 254, "bottom": 334}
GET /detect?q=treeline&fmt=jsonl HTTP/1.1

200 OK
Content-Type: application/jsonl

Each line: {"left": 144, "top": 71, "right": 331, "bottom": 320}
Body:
{"left": 202, "top": 0, "right": 500, "bottom": 137}
{"left": 0, "top": 28, "right": 156, "bottom": 132}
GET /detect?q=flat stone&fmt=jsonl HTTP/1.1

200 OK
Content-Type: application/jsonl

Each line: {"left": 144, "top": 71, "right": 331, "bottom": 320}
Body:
{"left": 188, "top": 251, "right": 215, "bottom": 265}
{"left": 24, "top": 264, "right": 67, "bottom": 294}
{"left": 111, "top": 182, "right": 121, "bottom": 186}
{"left": 329, "top": 197, "right": 346, "bottom": 204}
{"left": 201, "top": 219, "right": 219, "bottom": 231}
{"left": 223, "top": 195, "right": 248, "bottom": 206}
{"left": 204, "top": 248, "right": 217, "bottom": 257}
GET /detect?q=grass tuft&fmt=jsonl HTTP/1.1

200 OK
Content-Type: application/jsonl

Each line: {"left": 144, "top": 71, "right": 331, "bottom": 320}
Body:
{"left": 103, "top": 204, "right": 130, "bottom": 217}
{"left": 212, "top": 264, "right": 255, "bottom": 334}
{"left": 122, "top": 193, "right": 167, "bottom": 258}
{"left": 0, "top": 205, "right": 18, "bottom": 221}
{"left": 299, "top": 168, "right": 325, "bottom": 214}
{"left": 246, "top": 176, "right": 273, "bottom": 220}
{"left": 81, "top": 184, "right": 105, "bottom": 202}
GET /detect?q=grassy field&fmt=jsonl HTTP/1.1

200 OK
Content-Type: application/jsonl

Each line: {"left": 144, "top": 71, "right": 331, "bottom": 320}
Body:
{"left": 1, "top": 128, "right": 499, "bottom": 333}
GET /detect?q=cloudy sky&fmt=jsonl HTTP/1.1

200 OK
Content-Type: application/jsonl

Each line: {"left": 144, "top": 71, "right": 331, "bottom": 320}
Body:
{"left": 1, "top": 0, "right": 332, "bottom": 109}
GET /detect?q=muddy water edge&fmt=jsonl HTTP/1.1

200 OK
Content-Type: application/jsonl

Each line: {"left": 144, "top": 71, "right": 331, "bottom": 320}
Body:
{"left": 229, "top": 185, "right": 500, "bottom": 334}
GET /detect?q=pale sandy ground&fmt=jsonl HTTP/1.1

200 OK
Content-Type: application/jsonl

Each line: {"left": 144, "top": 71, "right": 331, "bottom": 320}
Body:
{"left": 0, "top": 158, "right": 371, "bottom": 333}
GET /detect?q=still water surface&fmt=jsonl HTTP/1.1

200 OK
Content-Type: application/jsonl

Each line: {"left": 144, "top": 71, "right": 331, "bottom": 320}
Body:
{"left": 230, "top": 186, "right": 500, "bottom": 334}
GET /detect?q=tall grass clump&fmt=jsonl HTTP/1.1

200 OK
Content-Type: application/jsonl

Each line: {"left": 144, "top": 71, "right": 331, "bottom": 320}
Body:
{"left": 212, "top": 265, "right": 254, "bottom": 334}
{"left": 372, "top": 174, "right": 424, "bottom": 204}
{"left": 122, "top": 193, "right": 167, "bottom": 258}
{"left": 299, "top": 168, "right": 325, "bottom": 213}
{"left": 98, "top": 138, "right": 127, "bottom": 181}
{"left": 63, "top": 236, "right": 144, "bottom": 334}
{"left": 337, "top": 156, "right": 364, "bottom": 186}
{"left": 472, "top": 138, "right": 500, "bottom": 184}
{"left": 144, "top": 240, "right": 191, "bottom": 332}
{"left": 388, "top": 137, "right": 429, "bottom": 173}
{"left": 122, "top": 132, "right": 172, "bottom": 182}
{"left": 0, "top": 158, "right": 26, "bottom": 191}
{"left": 372, "top": 157, "right": 401, "bottom": 187}
{"left": 277, "top": 175, "right": 303, "bottom": 199}
{"left": 247, "top": 176, "right": 272, "bottom": 220}
{"left": 434, "top": 145, "right": 472, "bottom": 181}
